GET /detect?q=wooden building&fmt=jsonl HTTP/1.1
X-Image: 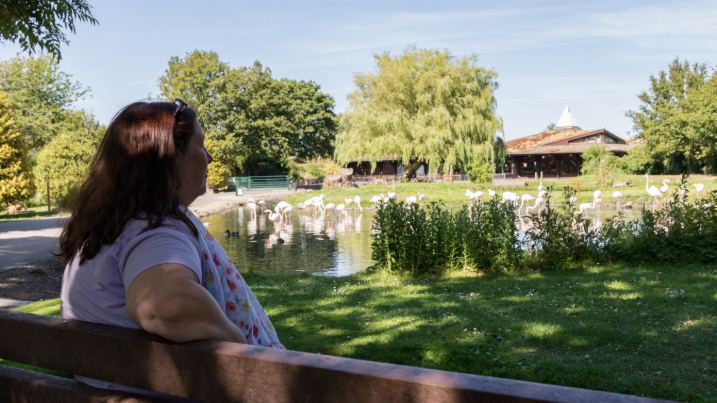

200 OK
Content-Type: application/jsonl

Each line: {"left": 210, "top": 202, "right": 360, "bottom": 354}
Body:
{"left": 503, "top": 106, "right": 634, "bottom": 178}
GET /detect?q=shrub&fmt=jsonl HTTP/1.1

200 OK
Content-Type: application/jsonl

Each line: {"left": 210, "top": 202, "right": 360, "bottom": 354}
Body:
{"left": 581, "top": 144, "right": 621, "bottom": 186}
{"left": 466, "top": 160, "right": 494, "bottom": 183}
{"left": 371, "top": 199, "right": 520, "bottom": 276}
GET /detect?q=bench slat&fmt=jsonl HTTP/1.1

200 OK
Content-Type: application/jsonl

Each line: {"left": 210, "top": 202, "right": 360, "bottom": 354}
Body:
{"left": 0, "top": 310, "right": 674, "bottom": 403}
{"left": 0, "top": 365, "right": 164, "bottom": 403}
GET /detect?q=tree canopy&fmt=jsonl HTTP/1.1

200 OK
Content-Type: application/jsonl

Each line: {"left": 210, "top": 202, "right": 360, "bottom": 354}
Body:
{"left": 0, "top": 53, "right": 90, "bottom": 152}
{"left": 0, "top": 92, "right": 35, "bottom": 205}
{"left": 158, "top": 51, "right": 338, "bottom": 176}
{"left": 33, "top": 110, "right": 103, "bottom": 206}
{"left": 0, "top": 0, "right": 97, "bottom": 60}
{"left": 336, "top": 46, "right": 502, "bottom": 178}
{"left": 627, "top": 58, "right": 717, "bottom": 174}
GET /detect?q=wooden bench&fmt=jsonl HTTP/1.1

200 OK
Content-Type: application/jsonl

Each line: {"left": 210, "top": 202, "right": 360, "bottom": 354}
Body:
{"left": 0, "top": 309, "right": 674, "bottom": 403}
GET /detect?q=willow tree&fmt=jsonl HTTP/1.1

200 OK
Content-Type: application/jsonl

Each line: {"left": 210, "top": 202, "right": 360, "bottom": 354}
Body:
{"left": 336, "top": 46, "right": 502, "bottom": 178}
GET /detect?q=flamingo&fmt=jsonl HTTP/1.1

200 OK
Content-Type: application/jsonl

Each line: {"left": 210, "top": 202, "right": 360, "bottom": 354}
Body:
{"left": 370, "top": 195, "right": 383, "bottom": 208}
{"left": 335, "top": 204, "right": 347, "bottom": 216}
{"left": 612, "top": 191, "right": 623, "bottom": 212}
{"left": 538, "top": 181, "right": 545, "bottom": 191}
{"left": 297, "top": 199, "right": 313, "bottom": 209}
{"left": 323, "top": 203, "right": 336, "bottom": 217}
{"left": 354, "top": 196, "right": 363, "bottom": 212}
{"left": 406, "top": 195, "right": 418, "bottom": 205}
{"left": 418, "top": 193, "right": 425, "bottom": 202}
{"left": 575, "top": 202, "right": 595, "bottom": 216}
{"left": 473, "top": 191, "right": 485, "bottom": 207}
{"left": 488, "top": 189, "right": 496, "bottom": 197}
{"left": 344, "top": 198, "right": 355, "bottom": 210}
{"left": 518, "top": 194, "right": 534, "bottom": 216}
{"left": 693, "top": 183, "right": 705, "bottom": 200}
{"left": 282, "top": 205, "right": 293, "bottom": 221}
{"left": 387, "top": 191, "right": 397, "bottom": 200}
{"left": 527, "top": 195, "right": 546, "bottom": 215}
{"left": 569, "top": 196, "right": 578, "bottom": 205}
{"left": 593, "top": 190, "right": 603, "bottom": 211}
{"left": 660, "top": 179, "right": 671, "bottom": 198}
{"left": 679, "top": 188, "right": 687, "bottom": 203}
{"left": 257, "top": 200, "right": 266, "bottom": 209}
{"left": 264, "top": 209, "right": 282, "bottom": 228}
{"left": 644, "top": 175, "right": 663, "bottom": 212}
{"left": 384, "top": 196, "right": 390, "bottom": 203}
{"left": 246, "top": 202, "right": 257, "bottom": 218}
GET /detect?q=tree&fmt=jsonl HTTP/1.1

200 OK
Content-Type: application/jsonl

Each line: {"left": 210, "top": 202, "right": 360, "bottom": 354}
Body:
{"left": 280, "top": 79, "right": 337, "bottom": 158}
{"left": 581, "top": 144, "right": 621, "bottom": 187}
{"left": 215, "top": 62, "right": 294, "bottom": 171}
{"left": 494, "top": 135, "right": 506, "bottom": 173}
{"left": 0, "top": 0, "right": 97, "bottom": 60}
{"left": 205, "top": 137, "right": 229, "bottom": 188}
{"left": 546, "top": 123, "right": 556, "bottom": 131}
{"left": 33, "top": 110, "right": 103, "bottom": 206}
{"left": 157, "top": 50, "right": 229, "bottom": 134}
{"left": 0, "top": 53, "right": 90, "bottom": 152}
{"left": 336, "top": 46, "right": 502, "bottom": 179}
{"left": 626, "top": 57, "right": 716, "bottom": 173}
{"left": 0, "top": 92, "right": 35, "bottom": 206}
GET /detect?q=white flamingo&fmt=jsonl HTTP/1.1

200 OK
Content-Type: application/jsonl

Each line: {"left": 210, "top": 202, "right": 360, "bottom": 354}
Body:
{"left": 612, "top": 191, "right": 623, "bottom": 212}
{"left": 370, "top": 195, "right": 383, "bottom": 208}
{"left": 354, "top": 196, "right": 363, "bottom": 212}
{"left": 387, "top": 191, "right": 397, "bottom": 200}
{"left": 569, "top": 196, "right": 578, "bottom": 205}
{"left": 297, "top": 199, "right": 313, "bottom": 209}
{"left": 593, "top": 190, "right": 603, "bottom": 211}
{"left": 282, "top": 205, "right": 293, "bottom": 221}
{"left": 344, "top": 198, "right": 355, "bottom": 210}
{"left": 406, "top": 195, "right": 418, "bottom": 205}
{"left": 264, "top": 209, "right": 282, "bottom": 228}
{"left": 323, "top": 203, "right": 336, "bottom": 217}
{"left": 575, "top": 202, "right": 595, "bottom": 216}
{"left": 538, "top": 181, "right": 545, "bottom": 191}
{"left": 488, "top": 189, "right": 496, "bottom": 197}
{"left": 693, "top": 183, "right": 705, "bottom": 200}
{"left": 418, "top": 193, "right": 425, "bottom": 202}
{"left": 246, "top": 202, "right": 257, "bottom": 218}
{"left": 679, "top": 188, "right": 687, "bottom": 203}
{"left": 335, "top": 204, "right": 347, "bottom": 216}
{"left": 660, "top": 179, "right": 671, "bottom": 198}
{"left": 257, "top": 200, "right": 266, "bottom": 210}
{"left": 644, "top": 175, "right": 663, "bottom": 212}
{"left": 528, "top": 195, "right": 546, "bottom": 215}
{"left": 519, "top": 194, "right": 534, "bottom": 216}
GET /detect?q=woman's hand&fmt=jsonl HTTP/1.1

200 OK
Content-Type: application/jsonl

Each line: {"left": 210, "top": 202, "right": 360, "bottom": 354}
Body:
{"left": 126, "top": 263, "right": 247, "bottom": 344}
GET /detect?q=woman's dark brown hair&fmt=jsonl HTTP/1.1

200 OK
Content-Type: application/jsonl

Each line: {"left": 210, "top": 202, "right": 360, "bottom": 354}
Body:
{"left": 59, "top": 101, "right": 199, "bottom": 264}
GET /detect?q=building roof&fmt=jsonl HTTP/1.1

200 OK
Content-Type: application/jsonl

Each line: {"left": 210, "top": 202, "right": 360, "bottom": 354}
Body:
{"left": 506, "top": 128, "right": 586, "bottom": 153}
{"left": 507, "top": 143, "right": 635, "bottom": 156}
{"left": 506, "top": 128, "right": 631, "bottom": 155}
{"left": 555, "top": 105, "right": 580, "bottom": 130}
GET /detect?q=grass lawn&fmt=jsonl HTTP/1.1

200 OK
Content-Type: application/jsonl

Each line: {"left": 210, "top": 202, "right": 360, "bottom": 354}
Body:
{"left": 7, "top": 263, "right": 717, "bottom": 401}
{"left": 0, "top": 206, "right": 67, "bottom": 223}
{"left": 285, "top": 174, "right": 717, "bottom": 208}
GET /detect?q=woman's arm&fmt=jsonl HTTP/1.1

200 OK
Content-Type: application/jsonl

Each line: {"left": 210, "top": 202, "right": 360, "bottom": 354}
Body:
{"left": 126, "top": 263, "right": 247, "bottom": 344}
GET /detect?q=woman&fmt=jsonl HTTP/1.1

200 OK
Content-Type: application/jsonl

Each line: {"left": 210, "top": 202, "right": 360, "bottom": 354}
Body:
{"left": 59, "top": 100, "right": 283, "bottom": 398}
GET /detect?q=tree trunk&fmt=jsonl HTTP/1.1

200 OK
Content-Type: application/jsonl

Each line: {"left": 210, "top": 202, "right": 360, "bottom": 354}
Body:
{"left": 402, "top": 160, "right": 424, "bottom": 181}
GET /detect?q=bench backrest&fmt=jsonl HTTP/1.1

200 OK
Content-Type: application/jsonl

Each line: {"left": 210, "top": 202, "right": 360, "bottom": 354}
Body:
{"left": 0, "top": 310, "right": 673, "bottom": 403}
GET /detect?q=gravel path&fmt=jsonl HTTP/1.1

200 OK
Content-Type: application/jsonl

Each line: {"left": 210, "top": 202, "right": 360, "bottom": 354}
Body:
{"left": 0, "top": 257, "right": 64, "bottom": 302}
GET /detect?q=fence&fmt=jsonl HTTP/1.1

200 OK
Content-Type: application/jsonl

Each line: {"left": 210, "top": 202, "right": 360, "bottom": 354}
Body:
{"left": 233, "top": 176, "right": 292, "bottom": 191}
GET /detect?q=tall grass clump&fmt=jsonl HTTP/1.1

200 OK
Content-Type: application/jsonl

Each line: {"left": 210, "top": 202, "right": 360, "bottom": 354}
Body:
{"left": 371, "top": 199, "right": 520, "bottom": 276}
{"left": 523, "top": 187, "right": 600, "bottom": 269}
{"left": 601, "top": 175, "right": 717, "bottom": 264}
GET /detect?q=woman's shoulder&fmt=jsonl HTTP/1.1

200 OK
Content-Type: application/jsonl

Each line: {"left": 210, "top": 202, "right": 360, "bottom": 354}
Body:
{"left": 120, "top": 215, "right": 197, "bottom": 244}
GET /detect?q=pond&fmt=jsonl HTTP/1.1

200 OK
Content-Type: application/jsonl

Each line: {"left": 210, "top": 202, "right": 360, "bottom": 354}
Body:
{"left": 201, "top": 203, "right": 642, "bottom": 277}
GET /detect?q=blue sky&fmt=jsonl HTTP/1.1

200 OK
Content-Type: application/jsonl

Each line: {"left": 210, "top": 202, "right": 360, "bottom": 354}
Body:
{"left": 1, "top": 0, "right": 714, "bottom": 140}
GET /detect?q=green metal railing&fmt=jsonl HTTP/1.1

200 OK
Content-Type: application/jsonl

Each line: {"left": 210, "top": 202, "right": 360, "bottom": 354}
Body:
{"left": 233, "top": 176, "right": 291, "bottom": 193}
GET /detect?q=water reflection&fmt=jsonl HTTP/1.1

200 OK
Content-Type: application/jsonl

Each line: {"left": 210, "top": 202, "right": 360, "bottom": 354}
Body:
{"left": 202, "top": 204, "right": 375, "bottom": 276}
{"left": 203, "top": 203, "right": 641, "bottom": 277}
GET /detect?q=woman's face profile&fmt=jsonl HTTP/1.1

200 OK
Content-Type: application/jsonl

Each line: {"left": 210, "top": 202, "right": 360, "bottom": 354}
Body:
{"left": 177, "top": 119, "right": 213, "bottom": 205}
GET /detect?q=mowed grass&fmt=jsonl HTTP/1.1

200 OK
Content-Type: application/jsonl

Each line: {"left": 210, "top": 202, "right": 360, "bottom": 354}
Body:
{"left": 0, "top": 206, "right": 67, "bottom": 222}
{"left": 285, "top": 174, "right": 717, "bottom": 208}
{"left": 8, "top": 263, "right": 717, "bottom": 402}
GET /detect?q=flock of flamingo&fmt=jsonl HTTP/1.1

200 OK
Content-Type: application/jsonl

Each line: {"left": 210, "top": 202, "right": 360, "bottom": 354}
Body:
{"left": 230, "top": 175, "right": 708, "bottom": 234}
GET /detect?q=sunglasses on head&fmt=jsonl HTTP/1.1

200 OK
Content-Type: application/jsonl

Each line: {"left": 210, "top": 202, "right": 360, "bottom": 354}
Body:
{"left": 173, "top": 99, "right": 187, "bottom": 117}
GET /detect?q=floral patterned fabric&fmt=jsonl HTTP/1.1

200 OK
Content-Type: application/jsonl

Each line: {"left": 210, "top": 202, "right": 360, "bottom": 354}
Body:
{"left": 186, "top": 209, "right": 284, "bottom": 350}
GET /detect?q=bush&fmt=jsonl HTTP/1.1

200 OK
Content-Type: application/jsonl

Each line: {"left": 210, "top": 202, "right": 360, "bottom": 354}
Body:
{"left": 466, "top": 160, "right": 493, "bottom": 183}
{"left": 288, "top": 156, "right": 340, "bottom": 180}
{"left": 371, "top": 199, "right": 520, "bottom": 276}
{"left": 581, "top": 144, "right": 621, "bottom": 186}
{"left": 621, "top": 145, "right": 661, "bottom": 174}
